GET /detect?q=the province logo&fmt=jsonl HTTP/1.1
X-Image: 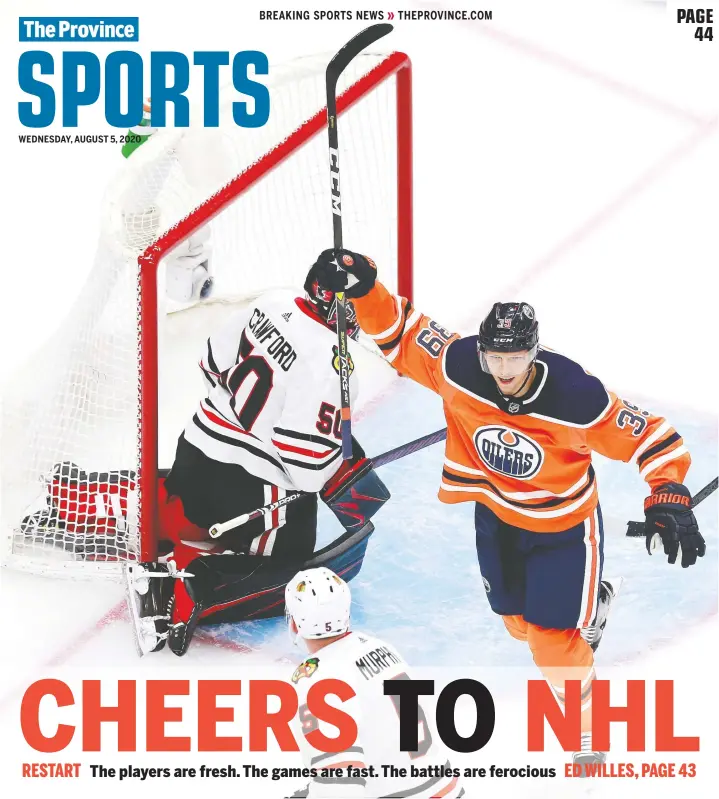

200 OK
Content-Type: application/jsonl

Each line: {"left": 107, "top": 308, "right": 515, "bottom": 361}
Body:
{"left": 292, "top": 657, "right": 320, "bottom": 684}
{"left": 473, "top": 426, "right": 544, "bottom": 480}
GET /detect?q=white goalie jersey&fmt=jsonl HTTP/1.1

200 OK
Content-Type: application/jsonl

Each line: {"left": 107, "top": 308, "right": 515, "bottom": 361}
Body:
{"left": 182, "top": 289, "right": 359, "bottom": 493}
{"left": 291, "top": 631, "right": 464, "bottom": 799}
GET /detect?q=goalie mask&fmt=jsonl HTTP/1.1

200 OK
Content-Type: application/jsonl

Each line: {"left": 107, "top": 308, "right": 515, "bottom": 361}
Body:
{"left": 285, "top": 567, "right": 351, "bottom": 646}
{"left": 304, "top": 276, "right": 360, "bottom": 341}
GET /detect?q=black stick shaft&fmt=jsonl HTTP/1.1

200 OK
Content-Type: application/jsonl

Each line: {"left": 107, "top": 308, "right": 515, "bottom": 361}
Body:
{"left": 325, "top": 24, "right": 393, "bottom": 460}
{"left": 372, "top": 427, "right": 447, "bottom": 468}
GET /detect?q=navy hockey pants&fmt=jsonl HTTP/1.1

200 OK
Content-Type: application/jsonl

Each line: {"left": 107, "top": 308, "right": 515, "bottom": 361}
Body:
{"left": 474, "top": 502, "right": 605, "bottom": 629}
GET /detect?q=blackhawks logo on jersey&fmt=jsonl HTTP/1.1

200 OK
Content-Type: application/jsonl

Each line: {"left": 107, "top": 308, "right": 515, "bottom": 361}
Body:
{"left": 292, "top": 657, "right": 320, "bottom": 684}
{"left": 332, "top": 346, "right": 355, "bottom": 377}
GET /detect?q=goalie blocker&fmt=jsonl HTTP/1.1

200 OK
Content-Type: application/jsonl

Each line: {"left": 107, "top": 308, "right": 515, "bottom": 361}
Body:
{"left": 321, "top": 452, "right": 391, "bottom": 532}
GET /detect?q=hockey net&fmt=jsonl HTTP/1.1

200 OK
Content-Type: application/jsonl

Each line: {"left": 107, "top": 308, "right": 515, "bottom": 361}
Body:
{"left": 1, "top": 52, "right": 412, "bottom": 579}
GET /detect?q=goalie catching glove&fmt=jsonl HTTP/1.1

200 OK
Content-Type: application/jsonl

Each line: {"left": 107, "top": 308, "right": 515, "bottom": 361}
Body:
{"left": 644, "top": 482, "right": 705, "bottom": 568}
{"left": 310, "top": 248, "right": 377, "bottom": 299}
{"left": 164, "top": 224, "right": 214, "bottom": 303}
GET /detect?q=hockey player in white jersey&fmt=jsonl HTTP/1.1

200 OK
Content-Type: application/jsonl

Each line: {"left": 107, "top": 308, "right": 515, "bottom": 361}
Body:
{"left": 125, "top": 261, "right": 390, "bottom": 657}
{"left": 167, "top": 276, "right": 368, "bottom": 536}
{"left": 285, "top": 568, "right": 464, "bottom": 799}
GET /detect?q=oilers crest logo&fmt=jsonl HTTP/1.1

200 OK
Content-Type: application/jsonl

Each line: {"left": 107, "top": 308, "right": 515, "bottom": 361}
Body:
{"left": 474, "top": 426, "right": 544, "bottom": 480}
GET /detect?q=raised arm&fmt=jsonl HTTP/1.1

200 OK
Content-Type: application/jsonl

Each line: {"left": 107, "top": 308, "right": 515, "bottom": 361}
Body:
{"left": 311, "top": 248, "right": 458, "bottom": 394}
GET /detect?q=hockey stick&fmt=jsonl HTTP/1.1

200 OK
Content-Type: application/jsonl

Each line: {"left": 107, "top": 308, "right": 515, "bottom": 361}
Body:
{"left": 326, "top": 23, "right": 394, "bottom": 460}
{"left": 209, "top": 492, "right": 303, "bottom": 538}
{"left": 625, "top": 476, "right": 718, "bottom": 537}
{"left": 209, "top": 425, "right": 448, "bottom": 538}
{"left": 372, "top": 426, "right": 448, "bottom": 468}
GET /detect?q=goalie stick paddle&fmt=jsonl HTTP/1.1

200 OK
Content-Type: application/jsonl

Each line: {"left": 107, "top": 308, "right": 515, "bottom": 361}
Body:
{"left": 326, "top": 23, "right": 394, "bottom": 461}
{"left": 209, "top": 425, "right": 448, "bottom": 538}
{"left": 625, "top": 476, "right": 718, "bottom": 537}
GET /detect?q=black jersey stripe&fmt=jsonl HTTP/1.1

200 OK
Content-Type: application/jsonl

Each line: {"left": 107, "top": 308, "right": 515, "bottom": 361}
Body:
{"left": 238, "top": 328, "right": 254, "bottom": 361}
{"left": 201, "top": 338, "right": 221, "bottom": 388}
{"left": 279, "top": 449, "right": 342, "bottom": 472}
{"left": 379, "top": 300, "right": 413, "bottom": 353}
{"left": 191, "top": 414, "right": 283, "bottom": 469}
{"left": 274, "top": 426, "right": 341, "bottom": 450}
{"left": 204, "top": 397, "right": 225, "bottom": 416}
{"left": 442, "top": 466, "right": 595, "bottom": 510}
{"left": 206, "top": 337, "right": 220, "bottom": 374}
{"left": 202, "top": 399, "right": 261, "bottom": 440}
{"left": 637, "top": 432, "right": 682, "bottom": 470}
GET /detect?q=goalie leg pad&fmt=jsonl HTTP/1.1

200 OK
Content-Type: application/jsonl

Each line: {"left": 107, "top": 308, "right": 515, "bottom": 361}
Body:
{"left": 168, "top": 522, "right": 375, "bottom": 639}
{"left": 304, "top": 520, "right": 374, "bottom": 584}
{"left": 321, "top": 457, "right": 390, "bottom": 532}
{"left": 168, "top": 554, "right": 303, "bottom": 646}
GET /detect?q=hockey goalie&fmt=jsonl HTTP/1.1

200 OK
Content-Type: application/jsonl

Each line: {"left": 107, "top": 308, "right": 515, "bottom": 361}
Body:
{"left": 26, "top": 253, "right": 390, "bottom": 657}
{"left": 130, "top": 252, "right": 391, "bottom": 656}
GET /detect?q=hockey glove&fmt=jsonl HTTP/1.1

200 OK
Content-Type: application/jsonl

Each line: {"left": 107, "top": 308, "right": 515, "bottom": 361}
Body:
{"left": 321, "top": 452, "right": 390, "bottom": 532}
{"left": 644, "top": 482, "right": 705, "bottom": 568}
{"left": 164, "top": 224, "right": 214, "bottom": 303}
{"left": 309, "top": 248, "right": 377, "bottom": 299}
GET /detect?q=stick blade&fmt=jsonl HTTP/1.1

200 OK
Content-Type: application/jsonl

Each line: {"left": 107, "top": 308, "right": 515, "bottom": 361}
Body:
{"left": 625, "top": 520, "right": 646, "bottom": 538}
{"left": 327, "top": 23, "right": 394, "bottom": 83}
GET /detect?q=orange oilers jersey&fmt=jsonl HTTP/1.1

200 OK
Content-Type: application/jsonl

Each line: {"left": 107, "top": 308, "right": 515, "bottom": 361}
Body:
{"left": 352, "top": 281, "right": 691, "bottom": 533}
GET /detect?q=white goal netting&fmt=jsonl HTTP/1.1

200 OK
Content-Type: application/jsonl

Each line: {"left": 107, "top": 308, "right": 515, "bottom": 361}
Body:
{"left": 1, "top": 52, "right": 411, "bottom": 578}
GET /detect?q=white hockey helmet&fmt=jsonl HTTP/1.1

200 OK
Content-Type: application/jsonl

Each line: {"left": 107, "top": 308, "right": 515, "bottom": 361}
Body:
{"left": 285, "top": 567, "right": 351, "bottom": 644}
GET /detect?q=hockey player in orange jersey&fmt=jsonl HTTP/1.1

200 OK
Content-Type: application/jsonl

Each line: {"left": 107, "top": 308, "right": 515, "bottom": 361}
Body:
{"left": 311, "top": 248, "right": 706, "bottom": 773}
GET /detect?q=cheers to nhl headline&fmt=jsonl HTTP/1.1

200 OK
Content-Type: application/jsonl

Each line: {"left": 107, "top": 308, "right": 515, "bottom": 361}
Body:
{"left": 20, "top": 677, "right": 699, "bottom": 754}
